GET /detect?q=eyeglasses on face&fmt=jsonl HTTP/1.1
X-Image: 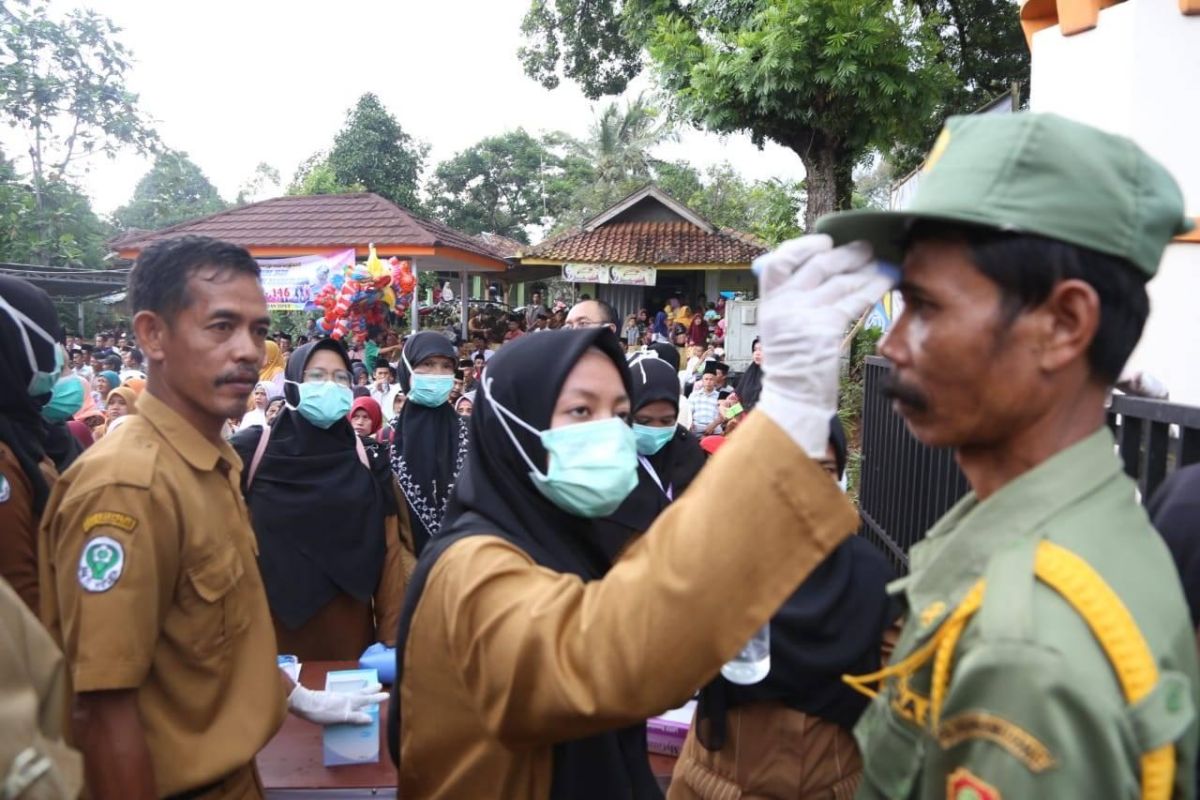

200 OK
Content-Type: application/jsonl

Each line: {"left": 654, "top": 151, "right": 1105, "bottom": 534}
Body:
{"left": 302, "top": 368, "right": 353, "bottom": 387}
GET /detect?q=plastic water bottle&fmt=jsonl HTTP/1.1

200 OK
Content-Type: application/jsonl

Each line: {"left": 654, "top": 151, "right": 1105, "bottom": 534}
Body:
{"left": 720, "top": 623, "right": 770, "bottom": 684}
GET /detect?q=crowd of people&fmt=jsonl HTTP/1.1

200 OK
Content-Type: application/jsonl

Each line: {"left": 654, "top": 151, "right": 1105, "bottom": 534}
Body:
{"left": 3, "top": 112, "right": 1200, "bottom": 800}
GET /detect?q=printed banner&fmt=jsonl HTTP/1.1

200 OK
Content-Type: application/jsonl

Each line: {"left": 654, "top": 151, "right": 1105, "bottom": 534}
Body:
{"left": 563, "top": 263, "right": 657, "bottom": 286}
{"left": 256, "top": 249, "right": 357, "bottom": 310}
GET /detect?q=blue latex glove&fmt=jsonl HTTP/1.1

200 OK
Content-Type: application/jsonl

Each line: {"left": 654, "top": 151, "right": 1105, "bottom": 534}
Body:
{"left": 359, "top": 642, "right": 397, "bottom": 685}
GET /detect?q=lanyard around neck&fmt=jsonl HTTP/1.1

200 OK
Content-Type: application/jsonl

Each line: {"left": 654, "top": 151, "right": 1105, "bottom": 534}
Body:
{"left": 638, "top": 456, "right": 673, "bottom": 501}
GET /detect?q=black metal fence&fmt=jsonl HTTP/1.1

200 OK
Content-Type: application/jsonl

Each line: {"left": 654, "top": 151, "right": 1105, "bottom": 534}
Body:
{"left": 856, "top": 355, "right": 1200, "bottom": 573}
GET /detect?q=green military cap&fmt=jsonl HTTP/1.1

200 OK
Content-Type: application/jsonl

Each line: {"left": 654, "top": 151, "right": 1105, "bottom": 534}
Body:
{"left": 816, "top": 113, "right": 1192, "bottom": 277}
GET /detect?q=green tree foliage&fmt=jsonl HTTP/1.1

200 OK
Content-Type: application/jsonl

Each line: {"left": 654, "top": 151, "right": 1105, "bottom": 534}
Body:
{"left": 658, "top": 162, "right": 803, "bottom": 245}
{"left": 642, "top": 0, "right": 952, "bottom": 226}
{"left": 892, "top": 0, "right": 1029, "bottom": 172}
{"left": 518, "top": 0, "right": 643, "bottom": 99}
{"left": 287, "top": 152, "right": 362, "bottom": 196}
{"left": 325, "top": 93, "right": 428, "bottom": 210}
{"left": 0, "top": 0, "right": 157, "bottom": 264}
{"left": 0, "top": 147, "right": 107, "bottom": 266}
{"left": 553, "top": 93, "right": 678, "bottom": 219}
{"left": 519, "top": 1, "right": 1031, "bottom": 225}
{"left": 427, "top": 129, "right": 577, "bottom": 244}
{"left": 112, "top": 152, "right": 227, "bottom": 231}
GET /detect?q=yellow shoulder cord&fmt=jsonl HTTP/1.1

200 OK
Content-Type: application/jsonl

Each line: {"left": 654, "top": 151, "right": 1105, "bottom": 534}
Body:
{"left": 842, "top": 582, "right": 986, "bottom": 729}
{"left": 923, "top": 541, "right": 1173, "bottom": 800}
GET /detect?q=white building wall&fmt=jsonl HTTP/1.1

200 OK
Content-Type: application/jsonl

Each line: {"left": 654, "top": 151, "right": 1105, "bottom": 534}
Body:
{"left": 1030, "top": 2, "right": 1200, "bottom": 404}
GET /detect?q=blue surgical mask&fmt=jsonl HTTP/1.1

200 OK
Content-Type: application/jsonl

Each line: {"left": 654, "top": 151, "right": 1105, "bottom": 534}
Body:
{"left": 0, "top": 295, "right": 61, "bottom": 397}
{"left": 633, "top": 423, "right": 675, "bottom": 456}
{"left": 42, "top": 376, "right": 85, "bottom": 423}
{"left": 288, "top": 380, "right": 352, "bottom": 429}
{"left": 403, "top": 352, "right": 454, "bottom": 407}
{"left": 483, "top": 377, "right": 638, "bottom": 518}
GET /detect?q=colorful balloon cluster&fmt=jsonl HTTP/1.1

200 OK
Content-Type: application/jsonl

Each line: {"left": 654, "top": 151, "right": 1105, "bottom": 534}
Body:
{"left": 312, "top": 245, "right": 416, "bottom": 343}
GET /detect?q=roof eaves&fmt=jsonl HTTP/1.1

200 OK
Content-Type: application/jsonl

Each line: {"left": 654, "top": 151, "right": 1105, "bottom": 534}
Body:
{"left": 580, "top": 184, "right": 716, "bottom": 234}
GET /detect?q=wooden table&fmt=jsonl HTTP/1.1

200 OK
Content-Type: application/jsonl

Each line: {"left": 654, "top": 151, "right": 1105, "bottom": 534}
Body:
{"left": 258, "top": 661, "right": 677, "bottom": 797}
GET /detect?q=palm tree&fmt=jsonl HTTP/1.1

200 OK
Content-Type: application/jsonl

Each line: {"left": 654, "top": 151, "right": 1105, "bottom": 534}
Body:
{"left": 573, "top": 93, "right": 676, "bottom": 208}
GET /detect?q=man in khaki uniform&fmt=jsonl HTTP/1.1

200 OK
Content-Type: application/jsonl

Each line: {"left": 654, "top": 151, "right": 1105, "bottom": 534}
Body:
{"left": 40, "top": 236, "right": 385, "bottom": 800}
{"left": 817, "top": 114, "right": 1200, "bottom": 798}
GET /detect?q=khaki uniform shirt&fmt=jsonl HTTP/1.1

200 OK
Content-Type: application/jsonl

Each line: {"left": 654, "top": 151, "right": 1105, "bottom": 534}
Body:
{"left": 0, "top": 576, "right": 82, "bottom": 800}
{"left": 853, "top": 427, "right": 1200, "bottom": 799}
{"left": 0, "top": 443, "right": 58, "bottom": 613}
{"left": 399, "top": 413, "right": 861, "bottom": 799}
{"left": 38, "top": 391, "right": 288, "bottom": 797}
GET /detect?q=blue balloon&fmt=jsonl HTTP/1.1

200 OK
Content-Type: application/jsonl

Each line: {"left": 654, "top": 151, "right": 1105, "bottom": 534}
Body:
{"left": 331, "top": 274, "right": 345, "bottom": 289}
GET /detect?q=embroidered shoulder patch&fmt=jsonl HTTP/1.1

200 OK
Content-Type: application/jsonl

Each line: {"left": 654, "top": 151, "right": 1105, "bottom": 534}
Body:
{"left": 938, "top": 712, "right": 1055, "bottom": 772}
{"left": 947, "top": 767, "right": 1000, "bottom": 800}
{"left": 82, "top": 511, "right": 138, "bottom": 534}
{"left": 78, "top": 536, "right": 125, "bottom": 593}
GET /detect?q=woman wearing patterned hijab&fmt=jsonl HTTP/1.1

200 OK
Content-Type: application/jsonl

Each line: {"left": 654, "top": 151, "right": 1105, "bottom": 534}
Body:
{"left": 388, "top": 332, "right": 469, "bottom": 556}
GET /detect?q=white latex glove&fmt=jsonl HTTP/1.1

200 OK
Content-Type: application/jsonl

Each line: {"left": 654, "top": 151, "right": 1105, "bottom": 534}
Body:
{"left": 287, "top": 682, "right": 389, "bottom": 725}
{"left": 753, "top": 234, "right": 895, "bottom": 456}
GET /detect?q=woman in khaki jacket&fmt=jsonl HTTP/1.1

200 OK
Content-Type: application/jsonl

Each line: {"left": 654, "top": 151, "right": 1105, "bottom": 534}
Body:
{"left": 388, "top": 236, "right": 892, "bottom": 799}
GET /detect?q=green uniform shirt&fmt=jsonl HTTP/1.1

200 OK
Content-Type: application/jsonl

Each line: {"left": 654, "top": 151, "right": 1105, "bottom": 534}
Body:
{"left": 854, "top": 427, "right": 1199, "bottom": 799}
{"left": 364, "top": 340, "right": 380, "bottom": 374}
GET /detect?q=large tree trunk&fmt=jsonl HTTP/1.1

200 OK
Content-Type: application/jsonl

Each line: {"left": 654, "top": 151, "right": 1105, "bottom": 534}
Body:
{"left": 797, "top": 134, "right": 856, "bottom": 232}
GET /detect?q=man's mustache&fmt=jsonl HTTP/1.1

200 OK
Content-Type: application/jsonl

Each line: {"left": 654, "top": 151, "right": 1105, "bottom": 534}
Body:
{"left": 880, "top": 372, "right": 930, "bottom": 413}
{"left": 216, "top": 370, "right": 259, "bottom": 386}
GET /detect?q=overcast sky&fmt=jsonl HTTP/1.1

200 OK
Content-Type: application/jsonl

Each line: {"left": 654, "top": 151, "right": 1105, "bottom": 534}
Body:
{"left": 32, "top": 0, "right": 808, "bottom": 215}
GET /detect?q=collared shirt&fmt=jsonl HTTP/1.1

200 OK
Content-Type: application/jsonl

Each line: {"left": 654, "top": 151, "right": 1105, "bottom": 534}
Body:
{"left": 377, "top": 385, "right": 403, "bottom": 421}
{"left": 853, "top": 427, "right": 1200, "bottom": 799}
{"left": 688, "top": 387, "right": 721, "bottom": 434}
{"left": 39, "top": 391, "right": 287, "bottom": 796}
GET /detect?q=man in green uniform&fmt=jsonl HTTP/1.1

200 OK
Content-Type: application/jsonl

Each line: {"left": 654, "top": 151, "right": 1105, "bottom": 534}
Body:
{"left": 817, "top": 114, "right": 1199, "bottom": 798}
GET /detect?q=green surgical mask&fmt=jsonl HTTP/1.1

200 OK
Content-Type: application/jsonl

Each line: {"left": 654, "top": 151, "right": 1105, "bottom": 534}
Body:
{"left": 482, "top": 377, "right": 638, "bottom": 518}
{"left": 287, "top": 379, "right": 352, "bottom": 429}
{"left": 42, "top": 376, "right": 85, "bottom": 423}
{"left": 633, "top": 423, "right": 675, "bottom": 456}
{"left": 403, "top": 352, "right": 455, "bottom": 407}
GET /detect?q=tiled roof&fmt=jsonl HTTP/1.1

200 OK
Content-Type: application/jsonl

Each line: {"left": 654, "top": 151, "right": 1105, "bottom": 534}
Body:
{"left": 524, "top": 221, "right": 767, "bottom": 265}
{"left": 112, "top": 193, "right": 507, "bottom": 261}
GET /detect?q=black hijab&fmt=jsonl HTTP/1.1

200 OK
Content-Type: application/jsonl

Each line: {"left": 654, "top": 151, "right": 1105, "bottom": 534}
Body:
{"left": 737, "top": 338, "right": 764, "bottom": 411}
{"left": 230, "top": 339, "right": 392, "bottom": 631}
{"left": 390, "top": 329, "right": 661, "bottom": 799}
{"left": 594, "top": 353, "right": 706, "bottom": 558}
{"left": 0, "top": 276, "right": 60, "bottom": 514}
{"left": 695, "top": 416, "right": 897, "bottom": 747}
{"left": 388, "top": 331, "right": 468, "bottom": 556}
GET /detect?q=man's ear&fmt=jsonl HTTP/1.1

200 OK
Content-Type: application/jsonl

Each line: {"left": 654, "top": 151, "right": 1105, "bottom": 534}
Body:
{"left": 1036, "top": 278, "right": 1100, "bottom": 374}
{"left": 132, "top": 310, "right": 168, "bottom": 364}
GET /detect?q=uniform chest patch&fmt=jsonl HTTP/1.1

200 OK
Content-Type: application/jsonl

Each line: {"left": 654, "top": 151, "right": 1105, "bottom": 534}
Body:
{"left": 78, "top": 536, "right": 125, "bottom": 593}
{"left": 947, "top": 767, "right": 1000, "bottom": 800}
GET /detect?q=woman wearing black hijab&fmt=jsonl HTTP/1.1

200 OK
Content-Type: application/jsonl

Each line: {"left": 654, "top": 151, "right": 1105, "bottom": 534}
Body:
{"left": 0, "top": 276, "right": 66, "bottom": 613}
{"left": 736, "top": 337, "right": 764, "bottom": 411}
{"left": 388, "top": 331, "right": 468, "bottom": 556}
{"left": 389, "top": 327, "right": 858, "bottom": 799}
{"left": 671, "top": 416, "right": 898, "bottom": 799}
{"left": 593, "top": 352, "right": 707, "bottom": 558}
{"left": 231, "top": 338, "right": 407, "bottom": 661}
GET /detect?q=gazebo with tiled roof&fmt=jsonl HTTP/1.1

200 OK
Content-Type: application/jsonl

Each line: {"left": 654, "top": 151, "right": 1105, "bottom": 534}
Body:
{"left": 519, "top": 185, "right": 767, "bottom": 319}
{"left": 112, "top": 192, "right": 510, "bottom": 272}
{"left": 112, "top": 192, "right": 512, "bottom": 335}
